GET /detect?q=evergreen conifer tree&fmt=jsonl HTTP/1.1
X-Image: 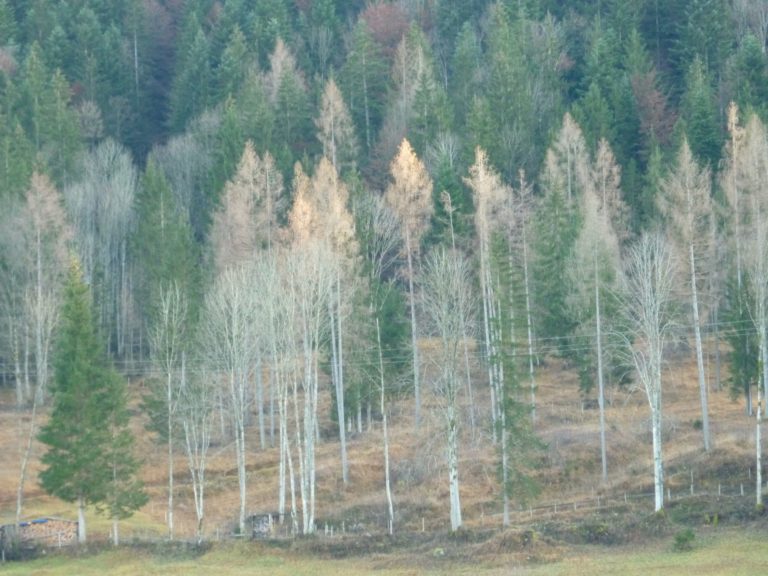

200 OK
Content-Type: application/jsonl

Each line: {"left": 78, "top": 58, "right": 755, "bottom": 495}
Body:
{"left": 38, "top": 259, "right": 145, "bottom": 543}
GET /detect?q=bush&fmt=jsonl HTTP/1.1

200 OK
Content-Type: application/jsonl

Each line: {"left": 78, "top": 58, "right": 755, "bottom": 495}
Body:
{"left": 672, "top": 528, "right": 695, "bottom": 552}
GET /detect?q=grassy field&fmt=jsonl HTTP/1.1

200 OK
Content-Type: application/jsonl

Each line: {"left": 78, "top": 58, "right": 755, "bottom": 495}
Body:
{"left": 0, "top": 529, "right": 764, "bottom": 575}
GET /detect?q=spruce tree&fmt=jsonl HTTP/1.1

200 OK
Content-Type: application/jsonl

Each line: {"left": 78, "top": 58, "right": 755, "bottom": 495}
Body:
{"left": 38, "top": 259, "right": 145, "bottom": 543}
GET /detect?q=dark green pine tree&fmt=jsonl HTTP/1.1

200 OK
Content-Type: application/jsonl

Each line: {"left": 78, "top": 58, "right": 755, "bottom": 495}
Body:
{"left": 723, "top": 273, "right": 759, "bottom": 414}
{"left": 38, "top": 260, "right": 145, "bottom": 544}
{"left": 133, "top": 159, "right": 200, "bottom": 328}
{"left": 731, "top": 34, "right": 768, "bottom": 117}
{"left": 489, "top": 234, "right": 541, "bottom": 522}
{"left": 168, "top": 25, "right": 211, "bottom": 132}
{"left": 450, "top": 22, "right": 481, "bottom": 116}
{"left": 216, "top": 24, "right": 249, "bottom": 103}
{"left": 0, "top": 0, "right": 16, "bottom": 45}
{"left": 532, "top": 177, "right": 580, "bottom": 353}
{"left": 340, "top": 19, "right": 387, "bottom": 157}
{"left": 677, "top": 56, "right": 721, "bottom": 167}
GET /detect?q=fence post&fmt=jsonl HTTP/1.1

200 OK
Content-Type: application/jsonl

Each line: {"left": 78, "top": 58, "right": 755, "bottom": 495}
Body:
{"left": 741, "top": 483, "right": 745, "bottom": 496}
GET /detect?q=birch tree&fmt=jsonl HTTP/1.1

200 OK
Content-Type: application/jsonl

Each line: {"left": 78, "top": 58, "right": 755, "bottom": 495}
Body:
{"left": 281, "top": 242, "right": 335, "bottom": 534}
{"left": 421, "top": 248, "right": 474, "bottom": 532}
{"left": 21, "top": 172, "right": 69, "bottom": 402}
{"left": 465, "top": 147, "right": 508, "bottom": 437}
{"left": 619, "top": 233, "right": 677, "bottom": 512}
{"left": 13, "top": 173, "right": 69, "bottom": 519}
{"left": 65, "top": 139, "right": 137, "bottom": 356}
{"left": 568, "top": 178, "right": 622, "bottom": 481}
{"left": 385, "top": 138, "right": 433, "bottom": 427}
{"left": 199, "top": 266, "right": 257, "bottom": 534}
{"left": 658, "top": 138, "right": 713, "bottom": 451}
{"left": 177, "top": 353, "right": 214, "bottom": 542}
{"left": 148, "top": 282, "right": 188, "bottom": 539}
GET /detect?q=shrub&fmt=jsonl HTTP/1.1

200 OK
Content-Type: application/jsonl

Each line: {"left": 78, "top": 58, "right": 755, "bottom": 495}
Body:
{"left": 673, "top": 528, "right": 695, "bottom": 552}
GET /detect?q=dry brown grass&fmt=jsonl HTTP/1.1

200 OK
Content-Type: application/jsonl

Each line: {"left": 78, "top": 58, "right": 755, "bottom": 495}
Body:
{"left": 0, "top": 341, "right": 758, "bottom": 542}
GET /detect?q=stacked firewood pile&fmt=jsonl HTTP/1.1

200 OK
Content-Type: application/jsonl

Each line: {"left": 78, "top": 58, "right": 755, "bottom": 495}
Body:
{"left": 14, "top": 518, "right": 78, "bottom": 547}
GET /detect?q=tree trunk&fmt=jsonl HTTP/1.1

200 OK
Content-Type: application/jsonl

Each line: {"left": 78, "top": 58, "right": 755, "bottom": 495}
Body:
{"left": 77, "top": 496, "right": 87, "bottom": 544}
{"left": 406, "top": 234, "right": 420, "bottom": 428}
{"left": 448, "top": 415, "right": 462, "bottom": 531}
{"left": 16, "top": 387, "right": 40, "bottom": 522}
{"left": 377, "top": 318, "right": 394, "bottom": 535}
{"left": 500, "top": 404, "right": 510, "bottom": 527}
{"left": 757, "top": 388, "right": 763, "bottom": 508}
{"left": 257, "top": 352, "right": 265, "bottom": 450}
{"left": 522, "top": 228, "right": 536, "bottom": 424}
{"left": 689, "top": 244, "right": 710, "bottom": 451}
{"left": 595, "top": 254, "right": 608, "bottom": 481}
{"left": 167, "top": 371, "right": 174, "bottom": 540}
{"left": 330, "top": 276, "right": 348, "bottom": 485}
{"left": 651, "top": 398, "right": 664, "bottom": 512}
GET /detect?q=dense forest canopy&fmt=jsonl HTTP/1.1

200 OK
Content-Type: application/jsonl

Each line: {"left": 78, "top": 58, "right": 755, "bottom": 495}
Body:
{"left": 4, "top": 0, "right": 768, "bottom": 536}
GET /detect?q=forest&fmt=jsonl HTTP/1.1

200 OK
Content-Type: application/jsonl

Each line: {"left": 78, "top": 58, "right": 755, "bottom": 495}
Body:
{"left": 2, "top": 0, "right": 768, "bottom": 549}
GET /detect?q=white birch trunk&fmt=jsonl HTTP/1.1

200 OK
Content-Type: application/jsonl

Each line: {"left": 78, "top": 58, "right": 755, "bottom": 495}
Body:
{"left": 406, "top": 232, "right": 420, "bottom": 428}
{"left": 167, "top": 370, "right": 174, "bottom": 540}
{"left": 330, "top": 278, "right": 348, "bottom": 485}
{"left": 689, "top": 244, "right": 710, "bottom": 451}
{"left": 500, "top": 404, "right": 510, "bottom": 527}
{"left": 447, "top": 414, "right": 462, "bottom": 531}
{"left": 16, "top": 386, "right": 40, "bottom": 522}
{"left": 77, "top": 496, "right": 86, "bottom": 544}
{"left": 757, "top": 388, "right": 763, "bottom": 507}
{"left": 594, "top": 252, "right": 607, "bottom": 481}
{"left": 522, "top": 228, "right": 536, "bottom": 424}
{"left": 651, "top": 397, "right": 664, "bottom": 512}
{"left": 377, "top": 318, "right": 394, "bottom": 535}
{"left": 256, "top": 352, "right": 265, "bottom": 450}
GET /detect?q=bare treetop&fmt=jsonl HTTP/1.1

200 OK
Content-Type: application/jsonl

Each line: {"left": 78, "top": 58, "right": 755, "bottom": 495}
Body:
{"left": 385, "top": 138, "right": 433, "bottom": 253}
{"left": 542, "top": 113, "right": 590, "bottom": 204}
{"left": 659, "top": 138, "right": 712, "bottom": 265}
{"left": 315, "top": 78, "right": 359, "bottom": 173}
{"left": 265, "top": 38, "right": 305, "bottom": 105}
{"left": 465, "top": 147, "right": 510, "bottom": 244}
{"left": 592, "top": 139, "right": 629, "bottom": 245}
{"left": 211, "top": 142, "right": 259, "bottom": 273}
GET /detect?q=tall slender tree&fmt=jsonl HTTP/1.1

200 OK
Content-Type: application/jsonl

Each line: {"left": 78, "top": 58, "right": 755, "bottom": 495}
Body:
{"left": 618, "top": 233, "right": 678, "bottom": 512}
{"left": 658, "top": 138, "right": 713, "bottom": 451}
{"left": 385, "top": 139, "right": 433, "bottom": 428}
{"left": 421, "top": 247, "right": 474, "bottom": 532}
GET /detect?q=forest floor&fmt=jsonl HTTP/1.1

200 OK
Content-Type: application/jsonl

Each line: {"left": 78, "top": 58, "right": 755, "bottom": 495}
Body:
{"left": 1, "top": 341, "right": 766, "bottom": 572}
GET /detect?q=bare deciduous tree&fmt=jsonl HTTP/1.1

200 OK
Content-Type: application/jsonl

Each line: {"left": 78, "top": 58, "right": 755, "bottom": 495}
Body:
{"left": 65, "top": 139, "right": 137, "bottom": 356}
{"left": 618, "top": 233, "right": 678, "bottom": 512}
{"left": 658, "top": 138, "right": 713, "bottom": 452}
{"left": 385, "top": 139, "right": 433, "bottom": 427}
{"left": 177, "top": 352, "right": 214, "bottom": 542}
{"left": 199, "top": 266, "right": 258, "bottom": 534}
{"left": 421, "top": 248, "right": 475, "bottom": 532}
{"left": 542, "top": 113, "right": 591, "bottom": 204}
{"left": 465, "top": 147, "right": 509, "bottom": 439}
{"left": 316, "top": 78, "right": 359, "bottom": 174}
{"left": 568, "top": 179, "right": 622, "bottom": 481}
{"left": 149, "top": 282, "right": 188, "bottom": 539}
